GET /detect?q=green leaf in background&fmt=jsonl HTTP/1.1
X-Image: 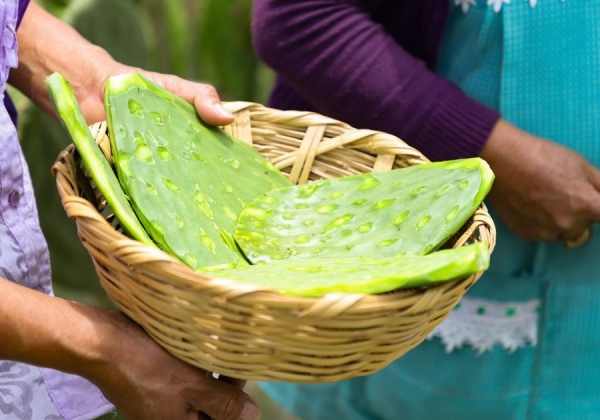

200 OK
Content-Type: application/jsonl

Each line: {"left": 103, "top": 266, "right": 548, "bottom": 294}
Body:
{"left": 196, "top": 0, "right": 272, "bottom": 101}
{"left": 140, "top": 0, "right": 193, "bottom": 77}
{"left": 61, "top": 0, "right": 152, "bottom": 68}
{"left": 36, "top": 0, "right": 71, "bottom": 16}
{"left": 162, "top": 0, "right": 191, "bottom": 77}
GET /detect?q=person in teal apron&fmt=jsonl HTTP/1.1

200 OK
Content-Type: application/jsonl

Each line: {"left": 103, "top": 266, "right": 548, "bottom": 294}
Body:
{"left": 252, "top": 0, "right": 600, "bottom": 418}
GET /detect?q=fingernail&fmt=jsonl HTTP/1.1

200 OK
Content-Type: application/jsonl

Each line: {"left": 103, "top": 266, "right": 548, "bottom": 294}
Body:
{"left": 241, "top": 402, "right": 261, "bottom": 420}
{"left": 214, "top": 103, "right": 234, "bottom": 119}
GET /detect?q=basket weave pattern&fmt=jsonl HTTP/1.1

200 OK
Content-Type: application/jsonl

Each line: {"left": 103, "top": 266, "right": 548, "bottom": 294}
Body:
{"left": 52, "top": 101, "right": 496, "bottom": 383}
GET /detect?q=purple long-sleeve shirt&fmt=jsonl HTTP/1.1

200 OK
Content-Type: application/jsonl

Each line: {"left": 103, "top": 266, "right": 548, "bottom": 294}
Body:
{"left": 252, "top": 0, "right": 501, "bottom": 162}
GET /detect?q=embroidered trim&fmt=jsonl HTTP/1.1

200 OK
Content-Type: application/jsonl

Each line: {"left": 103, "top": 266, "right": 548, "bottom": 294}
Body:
{"left": 427, "top": 296, "right": 540, "bottom": 354}
{"left": 454, "top": 0, "right": 563, "bottom": 13}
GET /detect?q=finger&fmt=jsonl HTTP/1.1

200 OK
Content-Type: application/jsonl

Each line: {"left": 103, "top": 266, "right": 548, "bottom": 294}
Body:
{"left": 188, "top": 377, "right": 260, "bottom": 420}
{"left": 156, "top": 74, "right": 235, "bottom": 127}
{"left": 217, "top": 374, "right": 247, "bottom": 389}
{"left": 77, "top": 94, "right": 108, "bottom": 125}
{"left": 193, "top": 90, "right": 236, "bottom": 127}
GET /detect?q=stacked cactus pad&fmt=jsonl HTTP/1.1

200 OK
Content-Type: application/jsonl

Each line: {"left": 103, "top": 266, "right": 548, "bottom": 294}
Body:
{"left": 46, "top": 72, "right": 494, "bottom": 297}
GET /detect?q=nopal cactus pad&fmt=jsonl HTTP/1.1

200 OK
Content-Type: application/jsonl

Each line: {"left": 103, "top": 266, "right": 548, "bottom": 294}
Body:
{"left": 105, "top": 73, "right": 291, "bottom": 269}
{"left": 45, "top": 72, "right": 155, "bottom": 247}
{"left": 234, "top": 158, "right": 494, "bottom": 264}
{"left": 200, "top": 242, "right": 490, "bottom": 297}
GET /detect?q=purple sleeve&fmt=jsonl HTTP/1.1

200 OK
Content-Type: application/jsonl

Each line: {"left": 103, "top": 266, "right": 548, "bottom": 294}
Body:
{"left": 17, "top": 0, "right": 30, "bottom": 26}
{"left": 251, "top": 0, "right": 501, "bottom": 162}
{"left": 5, "top": 0, "right": 31, "bottom": 126}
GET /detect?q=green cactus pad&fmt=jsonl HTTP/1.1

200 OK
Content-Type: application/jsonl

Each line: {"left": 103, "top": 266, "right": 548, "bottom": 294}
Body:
{"left": 200, "top": 242, "right": 489, "bottom": 297}
{"left": 105, "top": 73, "right": 291, "bottom": 269}
{"left": 45, "top": 72, "right": 156, "bottom": 247}
{"left": 234, "top": 158, "right": 494, "bottom": 264}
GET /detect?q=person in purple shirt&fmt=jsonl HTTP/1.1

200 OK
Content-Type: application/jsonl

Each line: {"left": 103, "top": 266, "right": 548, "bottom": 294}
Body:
{"left": 251, "top": 0, "right": 596, "bottom": 243}
{"left": 252, "top": 0, "right": 600, "bottom": 419}
{"left": 1, "top": 1, "right": 261, "bottom": 419}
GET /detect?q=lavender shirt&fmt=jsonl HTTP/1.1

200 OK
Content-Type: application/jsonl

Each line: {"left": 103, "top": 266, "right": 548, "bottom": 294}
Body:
{"left": 0, "top": 1, "right": 113, "bottom": 418}
{"left": 252, "top": 0, "right": 502, "bottom": 162}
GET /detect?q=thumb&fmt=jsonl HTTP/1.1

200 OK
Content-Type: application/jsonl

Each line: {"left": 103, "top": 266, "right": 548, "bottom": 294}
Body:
{"left": 218, "top": 374, "right": 247, "bottom": 390}
{"left": 192, "top": 90, "right": 236, "bottom": 127}
{"left": 144, "top": 72, "right": 235, "bottom": 127}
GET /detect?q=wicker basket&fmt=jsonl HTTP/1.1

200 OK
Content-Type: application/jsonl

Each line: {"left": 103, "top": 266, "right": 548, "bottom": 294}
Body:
{"left": 52, "top": 101, "right": 496, "bottom": 383}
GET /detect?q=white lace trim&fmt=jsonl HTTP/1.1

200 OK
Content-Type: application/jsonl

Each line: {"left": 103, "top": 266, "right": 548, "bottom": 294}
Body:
{"left": 427, "top": 296, "right": 540, "bottom": 355}
{"left": 455, "top": 0, "right": 565, "bottom": 13}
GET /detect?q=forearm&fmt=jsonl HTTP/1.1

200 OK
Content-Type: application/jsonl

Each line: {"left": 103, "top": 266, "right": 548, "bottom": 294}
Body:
{"left": 252, "top": 0, "right": 500, "bottom": 161}
{"left": 8, "top": 1, "right": 118, "bottom": 118}
{"left": 0, "top": 277, "right": 115, "bottom": 383}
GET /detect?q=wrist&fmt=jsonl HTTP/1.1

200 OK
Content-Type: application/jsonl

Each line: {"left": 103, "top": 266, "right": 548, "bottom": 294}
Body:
{"left": 480, "top": 119, "right": 540, "bottom": 166}
{"left": 48, "top": 304, "right": 146, "bottom": 392}
{"left": 53, "top": 303, "right": 122, "bottom": 381}
{"left": 0, "top": 279, "right": 122, "bottom": 382}
{"left": 75, "top": 311, "right": 160, "bottom": 398}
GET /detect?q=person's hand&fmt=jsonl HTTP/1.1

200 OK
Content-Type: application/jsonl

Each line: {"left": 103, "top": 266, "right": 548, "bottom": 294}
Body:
{"left": 75, "top": 61, "right": 236, "bottom": 127}
{"left": 90, "top": 311, "right": 260, "bottom": 420}
{"left": 480, "top": 120, "right": 600, "bottom": 245}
